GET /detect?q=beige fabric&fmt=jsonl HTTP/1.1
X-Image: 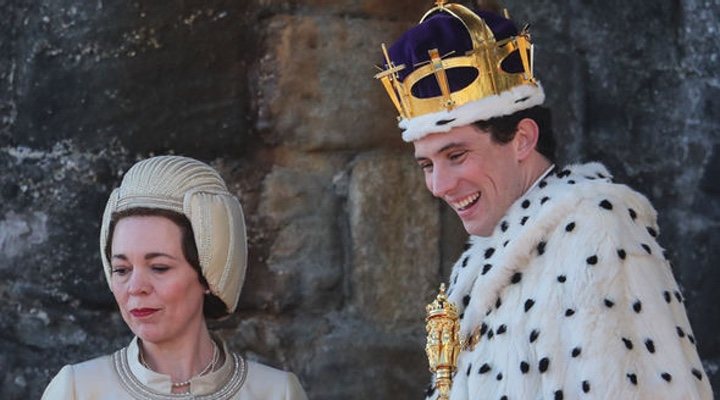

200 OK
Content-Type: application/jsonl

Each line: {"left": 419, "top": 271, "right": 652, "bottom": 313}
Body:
{"left": 42, "top": 337, "right": 308, "bottom": 400}
{"left": 99, "top": 155, "right": 247, "bottom": 312}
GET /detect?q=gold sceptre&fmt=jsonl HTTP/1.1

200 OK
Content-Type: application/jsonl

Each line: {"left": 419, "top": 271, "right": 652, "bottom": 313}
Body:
{"left": 425, "top": 283, "right": 460, "bottom": 400}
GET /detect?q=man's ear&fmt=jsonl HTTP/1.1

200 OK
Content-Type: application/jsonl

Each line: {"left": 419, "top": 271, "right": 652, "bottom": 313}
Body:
{"left": 513, "top": 118, "right": 540, "bottom": 161}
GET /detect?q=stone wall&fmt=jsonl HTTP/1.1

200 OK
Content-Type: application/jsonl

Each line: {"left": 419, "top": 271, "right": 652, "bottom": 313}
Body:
{"left": 1, "top": 0, "right": 718, "bottom": 398}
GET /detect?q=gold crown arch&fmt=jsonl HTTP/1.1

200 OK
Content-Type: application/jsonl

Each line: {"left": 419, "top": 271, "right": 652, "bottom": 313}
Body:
{"left": 375, "top": 1, "right": 537, "bottom": 121}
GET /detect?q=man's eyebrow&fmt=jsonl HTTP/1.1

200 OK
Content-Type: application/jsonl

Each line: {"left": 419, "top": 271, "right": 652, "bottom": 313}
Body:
{"left": 415, "top": 142, "right": 467, "bottom": 161}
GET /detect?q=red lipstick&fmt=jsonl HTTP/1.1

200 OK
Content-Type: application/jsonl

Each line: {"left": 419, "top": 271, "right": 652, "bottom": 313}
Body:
{"left": 130, "top": 308, "right": 158, "bottom": 318}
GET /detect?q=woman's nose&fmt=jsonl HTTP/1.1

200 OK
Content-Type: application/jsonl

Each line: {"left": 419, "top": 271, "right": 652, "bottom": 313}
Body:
{"left": 127, "top": 268, "right": 151, "bottom": 295}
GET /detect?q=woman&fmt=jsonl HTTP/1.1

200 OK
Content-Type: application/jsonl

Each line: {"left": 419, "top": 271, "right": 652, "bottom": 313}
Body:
{"left": 43, "top": 155, "right": 308, "bottom": 399}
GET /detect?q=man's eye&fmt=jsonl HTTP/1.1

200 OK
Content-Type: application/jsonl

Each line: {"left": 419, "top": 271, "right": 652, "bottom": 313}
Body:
{"left": 419, "top": 162, "right": 433, "bottom": 171}
{"left": 449, "top": 151, "right": 467, "bottom": 160}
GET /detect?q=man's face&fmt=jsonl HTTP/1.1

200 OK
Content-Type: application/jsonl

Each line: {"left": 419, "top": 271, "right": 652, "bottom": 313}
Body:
{"left": 414, "top": 124, "right": 526, "bottom": 237}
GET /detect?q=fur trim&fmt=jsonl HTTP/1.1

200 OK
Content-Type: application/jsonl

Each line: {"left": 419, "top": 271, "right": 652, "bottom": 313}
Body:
{"left": 400, "top": 83, "right": 545, "bottom": 142}
{"left": 431, "top": 162, "right": 713, "bottom": 400}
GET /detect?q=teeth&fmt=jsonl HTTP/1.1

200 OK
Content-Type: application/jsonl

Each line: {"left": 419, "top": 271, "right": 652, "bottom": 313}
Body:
{"left": 453, "top": 193, "right": 480, "bottom": 210}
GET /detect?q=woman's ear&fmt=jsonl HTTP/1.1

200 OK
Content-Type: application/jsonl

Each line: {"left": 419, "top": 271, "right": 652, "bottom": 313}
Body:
{"left": 513, "top": 118, "right": 540, "bottom": 161}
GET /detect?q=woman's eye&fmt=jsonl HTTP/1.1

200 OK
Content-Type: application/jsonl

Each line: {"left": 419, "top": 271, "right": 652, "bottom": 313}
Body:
{"left": 151, "top": 265, "right": 170, "bottom": 273}
{"left": 111, "top": 266, "right": 129, "bottom": 275}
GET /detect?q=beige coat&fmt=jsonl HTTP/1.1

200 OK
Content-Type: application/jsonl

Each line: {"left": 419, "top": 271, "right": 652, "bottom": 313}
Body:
{"left": 42, "top": 337, "right": 308, "bottom": 400}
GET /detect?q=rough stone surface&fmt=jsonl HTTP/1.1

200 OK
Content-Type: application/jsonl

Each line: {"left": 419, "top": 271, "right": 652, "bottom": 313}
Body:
{"left": 1, "top": 0, "right": 719, "bottom": 398}
{"left": 349, "top": 150, "right": 441, "bottom": 325}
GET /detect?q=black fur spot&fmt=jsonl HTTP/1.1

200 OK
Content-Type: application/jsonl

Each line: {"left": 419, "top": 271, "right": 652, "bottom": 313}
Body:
{"left": 633, "top": 301, "right": 642, "bottom": 313}
{"left": 462, "top": 256, "right": 469, "bottom": 268}
{"left": 537, "top": 241, "right": 546, "bottom": 255}
{"left": 478, "top": 363, "right": 491, "bottom": 374}
{"left": 541, "top": 196, "right": 550, "bottom": 204}
{"left": 664, "top": 291, "right": 672, "bottom": 303}
{"left": 618, "top": 249, "right": 627, "bottom": 260}
{"left": 661, "top": 372, "right": 672, "bottom": 382}
{"left": 599, "top": 200, "right": 613, "bottom": 210}
{"left": 501, "top": 220, "right": 509, "bottom": 232}
{"left": 627, "top": 373, "right": 638, "bottom": 385}
{"left": 642, "top": 243, "right": 652, "bottom": 254}
{"left": 496, "top": 324, "right": 507, "bottom": 334}
{"left": 511, "top": 272, "right": 522, "bottom": 284}
{"left": 692, "top": 368, "right": 703, "bottom": 380}
{"left": 571, "top": 347, "right": 582, "bottom": 357}
{"left": 582, "top": 380, "right": 590, "bottom": 393}
{"left": 521, "top": 216, "right": 529, "bottom": 225}
{"left": 689, "top": 335, "right": 696, "bottom": 345}
{"left": 463, "top": 295, "right": 471, "bottom": 306}
{"left": 520, "top": 361, "right": 529, "bottom": 373}
{"left": 647, "top": 226, "right": 658, "bottom": 237}
{"left": 565, "top": 222, "right": 575, "bottom": 232}
{"left": 530, "top": 329, "right": 539, "bottom": 343}
{"left": 524, "top": 299, "right": 535, "bottom": 312}
{"left": 496, "top": 372, "right": 503, "bottom": 381}
{"left": 645, "top": 339, "right": 655, "bottom": 353}
{"left": 538, "top": 357, "right": 549, "bottom": 373}
{"left": 622, "top": 337, "right": 634, "bottom": 350}
{"left": 586, "top": 255, "right": 598, "bottom": 265}
{"left": 485, "top": 248, "right": 495, "bottom": 259}
{"left": 495, "top": 297, "right": 502, "bottom": 309}
{"left": 480, "top": 323, "right": 488, "bottom": 336}
{"left": 676, "top": 326, "right": 685, "bottom": 338}
{"left": 539, "top": 180, "right": 547, "bottom": 188}
{"left": 467, "top": 364, "right": 472, "bottom": 376}
{"left": 674, "top": 290, "right": 683, "bottom": 303}
{"left": 522, "top": 199, "right": 531, "bottom": 209}
{"left": 557, "top": 275, "right": 567, "bottom": 283}
{"left": 628, "top": 208, "right": 637, "bottom": 220}
{"left": 554, "top": 390, "right": 563, "bottom": 400}
{"left": 436, "top": 118, "right": 456, "bottom": 126}
{"left": 565, "top": 309, "right": 575, "bottom": 317}
{"left": 482, "top": 264, "right": 493, "bottom": 275}
{"left": 604, "top": 299, "right": 615, "bottom": 308}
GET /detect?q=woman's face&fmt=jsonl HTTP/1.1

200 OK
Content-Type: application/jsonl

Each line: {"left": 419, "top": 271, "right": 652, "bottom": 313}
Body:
{"left": 109, "top": 215, "right": 206, "bottom": 345}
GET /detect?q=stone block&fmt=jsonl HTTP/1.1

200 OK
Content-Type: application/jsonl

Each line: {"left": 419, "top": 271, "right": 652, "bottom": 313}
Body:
{"left": 256, "top": 164, "right": 344, "bottom": 312}
{"left": 349, "top": 150, "right": 441, "bottom": 325}
{"left": 255, "top": 15, "right": 411, "bottom": 150}
{"left": 301, "top": 320, "right": 427, "bottom": 400}
{"left": 255, "top": 0, "right": 424, "bottom": 21}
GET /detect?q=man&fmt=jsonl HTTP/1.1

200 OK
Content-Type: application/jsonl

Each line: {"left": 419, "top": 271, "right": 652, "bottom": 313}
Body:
{"left": 375, "top": 1, "right": 713, "bottom": 399}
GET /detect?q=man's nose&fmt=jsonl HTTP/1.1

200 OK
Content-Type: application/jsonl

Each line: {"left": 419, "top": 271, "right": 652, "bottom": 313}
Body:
{"left": 429, "top": 165, "right": 456, "bottom": 198}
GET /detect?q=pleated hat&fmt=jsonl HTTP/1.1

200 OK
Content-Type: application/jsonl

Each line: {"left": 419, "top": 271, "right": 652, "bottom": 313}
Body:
{"left": 99, "top": 155, "right": 247, "bottom": 313}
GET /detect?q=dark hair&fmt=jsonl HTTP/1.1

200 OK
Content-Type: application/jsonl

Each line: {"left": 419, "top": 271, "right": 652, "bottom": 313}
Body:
{"left": 472, "top": 105, "right": 556, "bottom": 162}
{"left": 105, "top": 207, "right": 229, "bottom": 320}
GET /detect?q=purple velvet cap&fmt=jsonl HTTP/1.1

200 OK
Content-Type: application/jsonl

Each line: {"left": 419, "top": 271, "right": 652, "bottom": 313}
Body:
{"left": 386, "top": 9, "right": 522, "bottom": 99}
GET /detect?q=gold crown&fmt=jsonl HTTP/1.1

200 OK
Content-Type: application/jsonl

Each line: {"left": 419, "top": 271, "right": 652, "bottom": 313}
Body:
{"left": 375, "top": 0, "right": 537, "bottom": 121}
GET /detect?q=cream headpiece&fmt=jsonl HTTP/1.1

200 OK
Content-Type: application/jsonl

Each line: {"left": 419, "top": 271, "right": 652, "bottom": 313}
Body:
{"left": 99, "top": 155, "right": 247, "bottom": 313}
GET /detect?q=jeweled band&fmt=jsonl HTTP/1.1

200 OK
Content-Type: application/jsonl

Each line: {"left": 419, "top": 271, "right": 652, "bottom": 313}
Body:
{"left": 112, "top": 347, "right": 247, "bottom": 399}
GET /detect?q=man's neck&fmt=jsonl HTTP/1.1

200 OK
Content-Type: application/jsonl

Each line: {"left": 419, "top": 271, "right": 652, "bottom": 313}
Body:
{"left": 521, "top": 155, "right": 553, "bottom": 196}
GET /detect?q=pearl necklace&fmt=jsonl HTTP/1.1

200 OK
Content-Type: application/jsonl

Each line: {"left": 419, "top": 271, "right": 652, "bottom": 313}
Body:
{"left": 139, "top": 341, "right": 220, "bottom": 390}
